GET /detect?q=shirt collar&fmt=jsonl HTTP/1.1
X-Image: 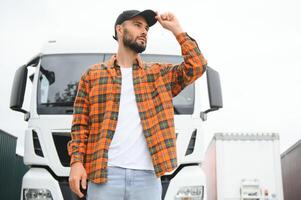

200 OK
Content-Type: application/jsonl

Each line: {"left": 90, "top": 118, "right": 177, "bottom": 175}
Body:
{"left": 105, "top": 54, "right": 144, "bottom": 70}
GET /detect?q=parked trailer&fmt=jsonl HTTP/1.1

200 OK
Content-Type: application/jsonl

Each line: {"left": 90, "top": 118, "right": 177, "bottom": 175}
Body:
{"left": 202, "top": 133, "right": 284, "bottom": 200}
{"left": 281, "top": 139, "right": 301, "bottom": 200}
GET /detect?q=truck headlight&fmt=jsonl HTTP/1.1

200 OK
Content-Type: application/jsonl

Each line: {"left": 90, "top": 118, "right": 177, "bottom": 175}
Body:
{"left": 23, "top": 188, "right": 53, "bottom": 200}
{"left": 175, "top": 185, "right": 204, "bottom": 200}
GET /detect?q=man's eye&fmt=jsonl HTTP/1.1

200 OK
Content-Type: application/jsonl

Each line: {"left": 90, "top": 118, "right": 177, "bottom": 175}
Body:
{"left": 135, "top": 23, "right": 140, "bottom": 27}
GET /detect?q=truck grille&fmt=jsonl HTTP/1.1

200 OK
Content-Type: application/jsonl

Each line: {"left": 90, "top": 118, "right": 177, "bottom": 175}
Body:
{"left": 52, "top": 131, "right": 182, "bottom": 168}
{"left": 52, "top": 132, "right": 71, "bottom": 167}
{"left": 58, "top": 179, "right": 86, "bottom": 200}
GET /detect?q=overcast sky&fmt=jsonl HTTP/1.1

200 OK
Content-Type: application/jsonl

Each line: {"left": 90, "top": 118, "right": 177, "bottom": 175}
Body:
{"left": 1, "top": 0, "right": 301, "bottom": 155}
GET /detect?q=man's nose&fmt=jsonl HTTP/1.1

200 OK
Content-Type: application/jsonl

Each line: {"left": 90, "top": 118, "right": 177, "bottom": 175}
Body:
{"left": 141, "top": 29, "right": 147, "bottom": 37}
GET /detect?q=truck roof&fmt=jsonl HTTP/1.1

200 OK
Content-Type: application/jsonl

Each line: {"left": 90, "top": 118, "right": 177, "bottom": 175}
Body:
{"left": 40, "top": 36, "right": 180, "bottom": 55}
{"left": 41, "top": 39, "right": 113, "bottom": 55}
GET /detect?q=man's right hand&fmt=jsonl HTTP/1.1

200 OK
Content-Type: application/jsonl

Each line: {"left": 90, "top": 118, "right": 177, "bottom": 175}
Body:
{"left": 69, "top": 162, "right": 87, "bottom": 198}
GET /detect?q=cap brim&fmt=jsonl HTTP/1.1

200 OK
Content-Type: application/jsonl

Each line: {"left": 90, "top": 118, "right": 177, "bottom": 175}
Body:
{"left": 134, "top": 9, "right": 157, "bottom": 27}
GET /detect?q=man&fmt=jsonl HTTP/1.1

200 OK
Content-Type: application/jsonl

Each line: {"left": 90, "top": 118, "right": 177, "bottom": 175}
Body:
{"left": 67, "top": 9, "right": 207, "bottom": 200}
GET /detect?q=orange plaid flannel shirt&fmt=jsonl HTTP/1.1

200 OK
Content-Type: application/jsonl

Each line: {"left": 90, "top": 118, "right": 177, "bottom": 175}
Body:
{"left": 67, "top": 32, "right": 207, "bottom": 184}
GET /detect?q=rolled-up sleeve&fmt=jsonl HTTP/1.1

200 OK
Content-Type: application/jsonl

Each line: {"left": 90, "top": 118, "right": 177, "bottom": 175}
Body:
{"left": 160, "top": 32, "right": 208, "bottom": 97}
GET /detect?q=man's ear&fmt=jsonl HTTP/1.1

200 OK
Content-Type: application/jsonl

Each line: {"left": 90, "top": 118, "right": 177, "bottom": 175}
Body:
{"left": 116, "top": 25, "right": 123, "bottom": 39}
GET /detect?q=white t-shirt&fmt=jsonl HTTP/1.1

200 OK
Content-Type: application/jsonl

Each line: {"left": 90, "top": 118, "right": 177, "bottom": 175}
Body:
{"left": 107, "top": 67, "right": 154, "bottom": 170}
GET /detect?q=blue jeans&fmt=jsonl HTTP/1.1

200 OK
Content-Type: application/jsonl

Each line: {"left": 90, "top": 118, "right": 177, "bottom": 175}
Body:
{"left": 87, "top": 166, "right": 162, "bottom": 200}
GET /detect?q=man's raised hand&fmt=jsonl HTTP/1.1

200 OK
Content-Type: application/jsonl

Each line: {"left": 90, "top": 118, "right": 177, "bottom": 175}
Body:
{"left": 155, "top": 12, "right": 184, "bottom": 36}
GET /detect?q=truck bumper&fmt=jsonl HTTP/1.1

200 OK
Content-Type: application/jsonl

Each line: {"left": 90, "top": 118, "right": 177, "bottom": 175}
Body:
{"left": 21, "top": 165, "right": 206, "bottom": 200}
{"left": 21, "top": 167, "right": 81, "bottom": 200}
{"left": 162, "top": 164, "right": 207, "bottom": 200}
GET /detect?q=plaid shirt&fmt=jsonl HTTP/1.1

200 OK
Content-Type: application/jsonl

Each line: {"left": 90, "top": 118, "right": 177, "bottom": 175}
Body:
{"left": 67, "top": 32, "right": 207, "bottom": 184}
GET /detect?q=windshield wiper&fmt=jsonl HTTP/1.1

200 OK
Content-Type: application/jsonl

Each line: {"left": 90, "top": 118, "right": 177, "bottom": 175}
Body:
{"left": 40, "top": 102, "right": 74, "bottom": 107}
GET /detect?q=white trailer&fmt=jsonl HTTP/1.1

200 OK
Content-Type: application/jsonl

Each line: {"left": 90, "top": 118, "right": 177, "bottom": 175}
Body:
{"left": 203, "top": 133, "right": 284, "bottom": 200}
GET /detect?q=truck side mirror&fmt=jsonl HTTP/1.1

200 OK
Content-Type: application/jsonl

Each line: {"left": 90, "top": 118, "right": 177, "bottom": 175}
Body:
{"left": 10, "top": 65, "right": 29, "bottom": 115}
{"left": 200, "top": 66, "right": 223, "bottom": 121}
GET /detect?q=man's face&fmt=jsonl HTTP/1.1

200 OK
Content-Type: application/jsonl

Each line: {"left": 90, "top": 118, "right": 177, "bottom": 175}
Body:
{"left": 120, "top": 16, "right": 149, "bottom": 53}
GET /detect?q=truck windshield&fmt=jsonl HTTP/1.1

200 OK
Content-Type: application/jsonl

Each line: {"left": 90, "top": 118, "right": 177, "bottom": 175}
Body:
{"left": 37, "top": 54, "right": 195, "bottom": 115}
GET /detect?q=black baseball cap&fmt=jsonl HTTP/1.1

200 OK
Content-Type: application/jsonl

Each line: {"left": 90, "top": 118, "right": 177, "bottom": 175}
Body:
{"left": 113, "top": 9, "right": 157, "bottom": 40}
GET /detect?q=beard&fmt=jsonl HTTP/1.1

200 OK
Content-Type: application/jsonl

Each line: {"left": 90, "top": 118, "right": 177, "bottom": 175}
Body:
{"left": 122, "top": 28, "right": 146, "bottom": 53}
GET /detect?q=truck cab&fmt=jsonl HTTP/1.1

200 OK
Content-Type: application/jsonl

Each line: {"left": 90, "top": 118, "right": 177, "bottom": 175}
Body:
{"left": 10, "top": 40, "right": 223, "bottom": 200}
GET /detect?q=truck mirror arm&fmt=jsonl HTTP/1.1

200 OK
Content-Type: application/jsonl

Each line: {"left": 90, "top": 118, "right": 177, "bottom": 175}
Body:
{"left": 200, "top": 107, "right": 220, "bottom": 121}
{"left": 10, "top": 108, "right": 31, "bottom": 121}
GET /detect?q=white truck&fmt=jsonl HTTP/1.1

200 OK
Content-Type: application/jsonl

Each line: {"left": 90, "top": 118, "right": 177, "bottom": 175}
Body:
{"left": 10, "top": 39, "right": 223, "bottom": 200}
{"left": 203, "top": 133, "right": 284, "bottom": 200}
